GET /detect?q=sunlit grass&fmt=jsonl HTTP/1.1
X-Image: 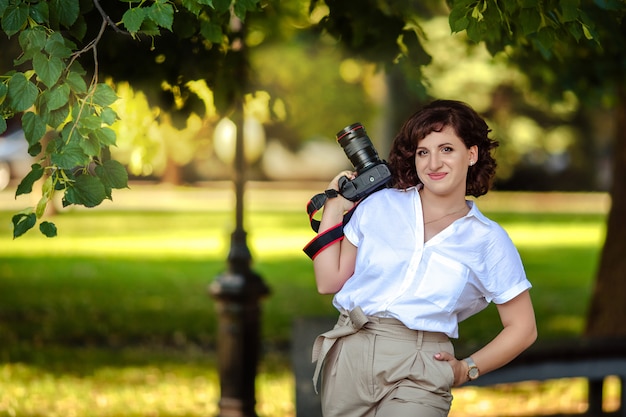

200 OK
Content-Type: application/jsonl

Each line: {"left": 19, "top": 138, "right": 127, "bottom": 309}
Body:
{"left": 1, "top": 359, "right": 620, "bottom": 417}
{"left": 0, "top": 210, "right": 605, "bottom": 259}
{"left": 0, "top": 362, "right": 221, "bottom": 417}
{"left": 450, "top": 377, "right": 622, "bottom": 417}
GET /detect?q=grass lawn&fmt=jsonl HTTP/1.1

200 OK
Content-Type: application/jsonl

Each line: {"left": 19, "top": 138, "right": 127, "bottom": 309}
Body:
{"left": 0, "top": 185, "right": 614, "bottom": 417}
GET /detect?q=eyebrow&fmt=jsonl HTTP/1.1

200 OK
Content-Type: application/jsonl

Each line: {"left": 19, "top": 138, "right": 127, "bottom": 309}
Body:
{"left": 416, "top": 142, "right": 456, "bottom": 149}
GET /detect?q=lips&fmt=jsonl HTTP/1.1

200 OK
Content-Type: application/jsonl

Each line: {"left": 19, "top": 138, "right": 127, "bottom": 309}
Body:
{"left": 428, "top": 173, "right": 447, "bottom": 180}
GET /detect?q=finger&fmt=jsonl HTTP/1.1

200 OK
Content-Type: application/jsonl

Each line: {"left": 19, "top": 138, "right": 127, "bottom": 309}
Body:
{"left": 434, "top": 352, "right": 452, "bottom": 361}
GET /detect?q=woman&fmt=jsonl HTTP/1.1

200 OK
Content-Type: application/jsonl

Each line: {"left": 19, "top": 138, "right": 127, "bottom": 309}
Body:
{"left": 311, "top": 100, "right": 537, "bottom": 417}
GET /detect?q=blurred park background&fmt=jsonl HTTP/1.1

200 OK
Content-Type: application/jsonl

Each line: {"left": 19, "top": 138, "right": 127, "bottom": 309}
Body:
{"left": 1, "top": 1, "right": 625, "bottom": 417}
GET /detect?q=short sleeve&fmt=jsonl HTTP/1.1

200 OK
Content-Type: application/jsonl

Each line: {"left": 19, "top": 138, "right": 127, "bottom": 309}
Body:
{"left": 482, "top": 226, "right": 532, "bottom": 304}
{"left": 342, "top": 204, "right": 362, "bottom": 247}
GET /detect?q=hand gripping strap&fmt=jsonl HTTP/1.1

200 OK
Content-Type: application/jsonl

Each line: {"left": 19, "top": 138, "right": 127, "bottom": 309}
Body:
{"left": 307, "top": 189, "right": 339, "bottom": 233}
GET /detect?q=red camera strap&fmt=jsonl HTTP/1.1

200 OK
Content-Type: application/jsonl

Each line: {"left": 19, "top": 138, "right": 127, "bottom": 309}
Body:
{"left": 303, "top": 190, "right": 358, "bottom": 260}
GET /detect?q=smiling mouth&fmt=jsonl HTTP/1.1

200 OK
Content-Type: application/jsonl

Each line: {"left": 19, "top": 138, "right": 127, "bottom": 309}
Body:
{"left": 428, "top": 173, "right": 447, "bottom": 180}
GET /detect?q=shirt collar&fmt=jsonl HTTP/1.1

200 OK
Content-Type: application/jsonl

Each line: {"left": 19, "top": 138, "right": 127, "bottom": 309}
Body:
{"left": 410, "top": 184, "right": 491, "bottom": 226}
{"left": 466, "top": 200, "right": 490, "bottom": 225}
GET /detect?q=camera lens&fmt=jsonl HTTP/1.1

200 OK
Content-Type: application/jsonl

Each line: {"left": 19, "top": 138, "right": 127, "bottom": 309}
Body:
{"left": 336, "top": 123, "right": 381, "bottom": 173}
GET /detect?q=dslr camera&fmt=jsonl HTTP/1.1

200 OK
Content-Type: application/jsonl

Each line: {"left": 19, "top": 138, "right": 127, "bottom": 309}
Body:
{"left": 336, "top": 123, "right": 392, "bottom": 201}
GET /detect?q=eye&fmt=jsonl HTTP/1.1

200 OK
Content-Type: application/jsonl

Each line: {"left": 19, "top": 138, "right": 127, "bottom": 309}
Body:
{"left": 441, "top": 146, "right": 454, "bottom": 153}
{"left": 416, "top": 149, "right": 428, "bottom": 157}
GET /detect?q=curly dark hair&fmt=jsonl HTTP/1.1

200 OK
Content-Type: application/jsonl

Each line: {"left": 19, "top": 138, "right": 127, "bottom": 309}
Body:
{"left": 387, "top": 99, "right": 499, "bottom": 197}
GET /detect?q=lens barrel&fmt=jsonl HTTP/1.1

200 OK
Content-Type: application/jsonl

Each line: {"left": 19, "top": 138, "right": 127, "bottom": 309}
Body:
{"left": 336, "top": 123, "right": 381, "bottom": 173}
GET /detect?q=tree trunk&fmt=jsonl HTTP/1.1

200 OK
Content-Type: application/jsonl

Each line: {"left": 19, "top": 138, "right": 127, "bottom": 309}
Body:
{"left": 585, "top": 83, "right": 626, "bottom": 337}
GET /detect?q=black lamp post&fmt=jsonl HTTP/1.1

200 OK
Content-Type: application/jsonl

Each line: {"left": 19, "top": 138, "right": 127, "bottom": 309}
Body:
{"left": 208, "top": 15, "right": 270, "bottom": 417}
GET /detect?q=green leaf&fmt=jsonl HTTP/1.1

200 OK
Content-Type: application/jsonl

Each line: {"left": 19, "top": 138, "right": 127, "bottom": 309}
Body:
{"left": 68, "top": 13, "right": 87, "bottom": 41}
{"left": 181, "top": 0, "right": 205, "bottom": 15}
{"left": 18, "top": 27, "right": 47, "bottom": 61}
{"left": 0, "top": 117, "right": 6, "bottom": 135}
{"left": 234, "top": 0, "right": 258, "bottom": 20}
{"left": 560, "top": 0, "right": 579, "bottom": 23}
{"left": 33, "top": 53, "right": 64, "bottom": 88}
{"left": 566, "top": 21, "right": 582, "bottom": 41}
{"left": 51, "top": 0, "right": 80, "bottom": 27}
{"left": 41, "top": 103, "right": 70, "bottom": 129}
{"left": 42, "top": 174, "right": 53, "bottom": 198}
{"left": 200, "top": 21, "right": 223, "bottom": 43}
{"left": 519, "top": 7, "right": 542, "bottom": 35}
{"left": 28, "top": 142, "right": 42, "bottom": 157}
{"left": 7, "top": 73, "right": 38, "bottom": 112}
{"left": 64, "top": 174, "right": 106, "bottom": 208}
{"left": 80, "top": 135, "right": 101, "bottom": 157}
{"left": 66, "top": 70, "right": 87, "bottom": 94}
{"left": 100, "top": 107, "right": 119, "bottom": 125}
{"left": 465, "top": 18, "right": 483, "bottom": 42}
{"left": 536, "top": 27, "right": 556, "bottom": 51}
{"left": 96, "top": 159, "right": 129, "bottom": 191}
{"left": 0, "top": 0, "right": 8, "bottom": 16}
{"left": 91, "top": 84, "right": 118, "bottom": 107}
{"left": 92, "top": 127, "right": 117, "bottom": 146}
{"left": 15, "top": 164, "right": 44, "bottom": 197}
{"left": 68, "top": 60, "right": 87, "bottom": 76}
{"left": 501, "top": 0, "right": 518, "bottom": 13}
{"left": 12, "top": 212, "right": 36, "bottom": 239}
{"left": 77, "top": 113, "right": 103, "bottom": 131}
{"left": 147, "top": 2, "right": 174, "bottom": 31}
{"left": 122, "top": 7, "right": 147, "bottom": 34}
{"left": 22, "top": 111, "right": 47, "bottom": 147}
{"left": 2, "top": 2, "right": 29, "bottom": 37}
{"left": 138, "top": 19, "right": 161, "bottom": 36}
{"left": 0, "top": 82, "right": 6, "bottom": 103}
{"left": 46, "top": 83, "right": 71, "bottom": 110}
{"left": 29, "top": 1, "right": 50, "bottom": 24}
{"left": 39, "top": 221, "right": 58, "bottom": 237}
{"left": 45, "top": 32, "right": 73, "bottom": 59}
{"left": 51, "top": 141, "right": 89, "bottom": 169}
{"left": 582, "top": 23, "right": 593, "bottom": 40}
{"left": 36, "top": 195, "right": 48, "bottom": 218}
{"left": 213, "top": 0, "right": 231, "bottom": 13}
{"left": 449, "top": 1, "right": 470, "bottom": 33}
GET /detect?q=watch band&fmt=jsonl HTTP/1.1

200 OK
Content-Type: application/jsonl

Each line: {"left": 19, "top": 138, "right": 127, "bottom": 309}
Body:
{"left": 464, "top": 357, "right": 480, "bottom": 380}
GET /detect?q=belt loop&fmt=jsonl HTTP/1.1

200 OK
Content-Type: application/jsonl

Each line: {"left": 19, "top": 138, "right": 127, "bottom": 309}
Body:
{"left": 416, "top": 330, "right": 424, "bottom": 348}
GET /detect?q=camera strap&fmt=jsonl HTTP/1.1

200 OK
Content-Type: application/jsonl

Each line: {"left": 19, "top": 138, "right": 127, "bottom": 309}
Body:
{"left": 302, "top": 189, "right": 358, "bottom": 260}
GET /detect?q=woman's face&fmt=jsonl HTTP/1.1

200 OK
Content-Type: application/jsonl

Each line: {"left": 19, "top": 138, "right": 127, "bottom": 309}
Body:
{"left": 414, "top": 126, "right": 478, "bottom": 198}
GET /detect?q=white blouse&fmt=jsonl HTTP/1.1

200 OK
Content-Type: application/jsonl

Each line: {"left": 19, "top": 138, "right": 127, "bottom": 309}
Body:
{"left": 337, "top": 187, "right": 531, "bottom": 338}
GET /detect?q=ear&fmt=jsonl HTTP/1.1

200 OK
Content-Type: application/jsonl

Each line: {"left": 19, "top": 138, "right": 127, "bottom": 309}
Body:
{"left": 469, "top": 145, "right": 478, "bottom": 165}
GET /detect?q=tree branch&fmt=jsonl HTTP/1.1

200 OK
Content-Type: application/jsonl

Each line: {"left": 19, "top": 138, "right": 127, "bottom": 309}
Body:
{"left": 93, "top": 0, "right": 129, "bottom": 35}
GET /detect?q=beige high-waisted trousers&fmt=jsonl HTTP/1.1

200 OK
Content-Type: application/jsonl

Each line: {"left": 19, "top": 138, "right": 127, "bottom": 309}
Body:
{"left": 312, "top": 307, "right": 455, "bottom": 417}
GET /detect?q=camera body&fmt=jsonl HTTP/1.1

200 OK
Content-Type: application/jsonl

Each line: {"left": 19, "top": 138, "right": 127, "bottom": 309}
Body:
{"left": 336, "top": 123, "right": 392, "bottom": 201}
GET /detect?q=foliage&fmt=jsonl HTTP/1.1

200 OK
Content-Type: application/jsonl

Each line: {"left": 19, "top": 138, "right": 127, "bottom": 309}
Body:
{"left": 0, "top": 0, "right": 265, "bottom": 237}
{"left": 449, "top": 0, "right": 599, "bottom": 58}
{"left": 448, "top": 0, "right": 626, "bottom": 101}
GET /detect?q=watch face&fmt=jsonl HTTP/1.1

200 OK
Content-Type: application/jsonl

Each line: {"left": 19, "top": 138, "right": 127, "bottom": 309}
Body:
{"left": 468, "top": 367, "right": 479, "bottom": 379}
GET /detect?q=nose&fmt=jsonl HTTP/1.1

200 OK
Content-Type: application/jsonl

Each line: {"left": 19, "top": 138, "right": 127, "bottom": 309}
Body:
{"left": 428, "top": 153, "right": 442, "bottom": 170}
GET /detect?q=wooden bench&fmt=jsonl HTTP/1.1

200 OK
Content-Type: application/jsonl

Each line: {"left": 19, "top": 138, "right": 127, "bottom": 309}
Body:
{"left": 292, "top": 318, "right": 626, "bottom": 417}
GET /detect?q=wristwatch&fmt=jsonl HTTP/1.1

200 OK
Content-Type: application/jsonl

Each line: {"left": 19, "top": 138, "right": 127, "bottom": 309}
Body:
{"left": 464, "top": 357, "right": 480, "bottom": 381}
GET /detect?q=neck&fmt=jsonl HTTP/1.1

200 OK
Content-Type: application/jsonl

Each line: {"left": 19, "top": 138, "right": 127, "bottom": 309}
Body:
{"left": 419, "top": 187, "right": 467, "bottom": 213}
